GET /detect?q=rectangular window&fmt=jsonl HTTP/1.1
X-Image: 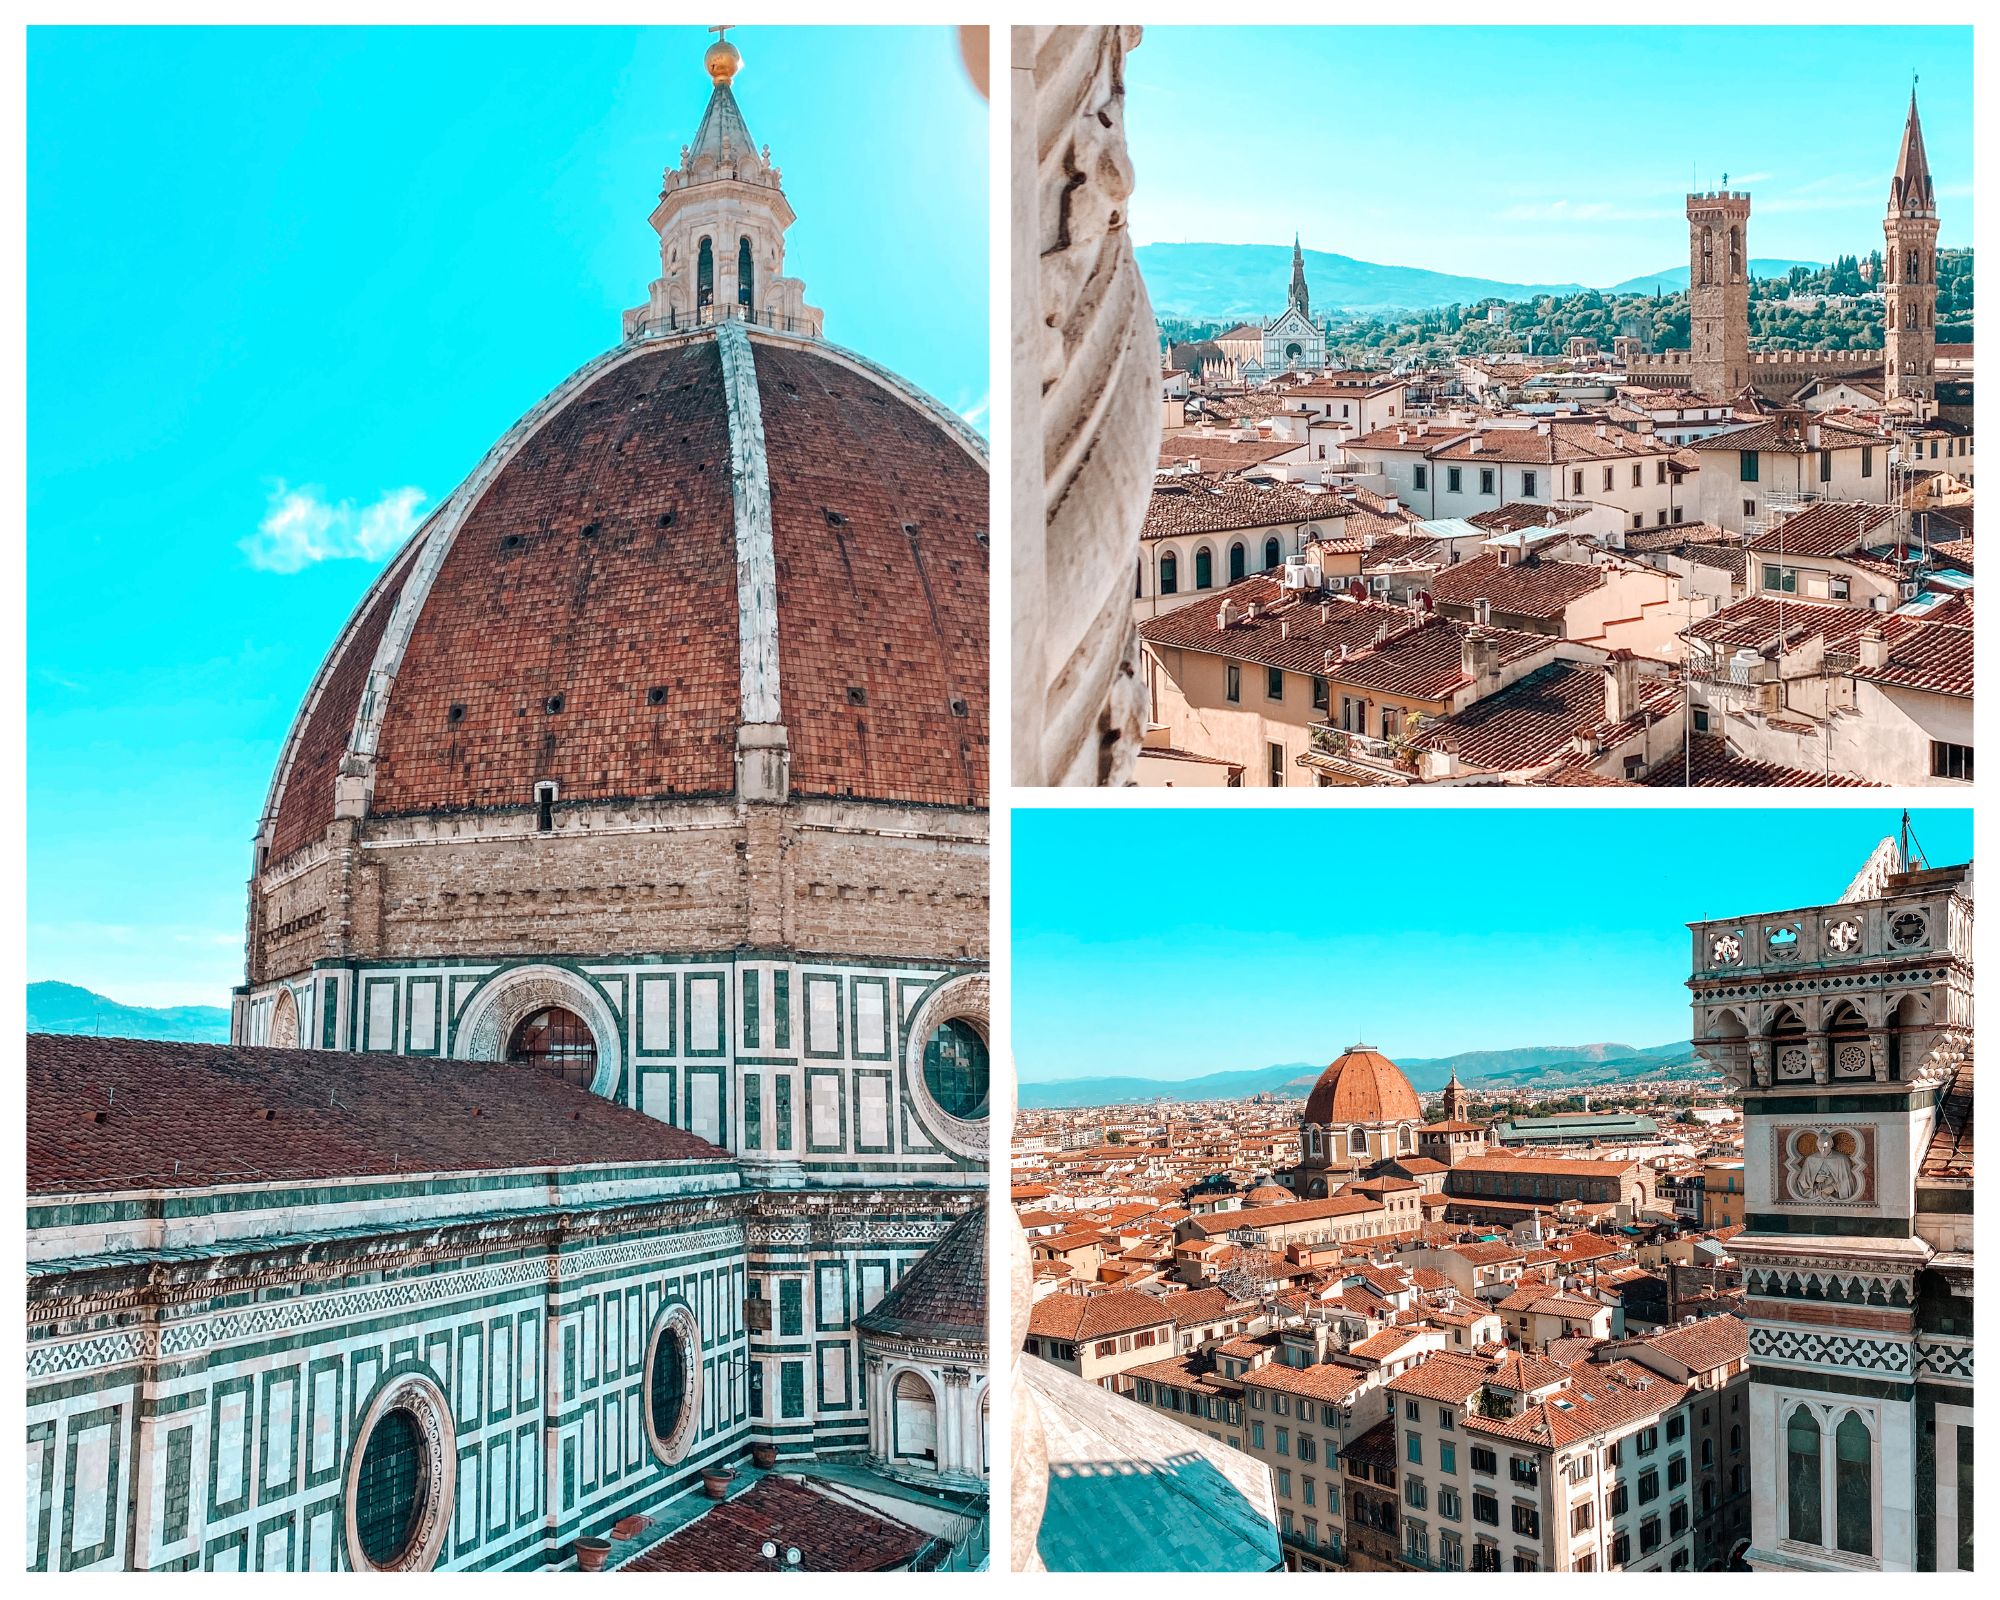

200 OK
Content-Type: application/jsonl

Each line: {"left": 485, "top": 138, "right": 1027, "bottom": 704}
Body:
{"left": 1252, "top": 1422, "right": 1265, "bottom": 1450}
{"left": 1572, "top": 1502, "right": 1594, "bottom": 1534}
{"left": 1572, "top": 469, "right": 1584, "bottom": 495}
{"left": 1414, "top": 464, "right": 1428, "bottom": 490}
{"left": 1267, "top": 666, "right": 1284, "bottom": 701}
{"left": 1739, "top": 451, "right": 1760, "bottom": 483}
{"left": 1406, "top": 1400, "right": 1420, "bottom": 1421}
{"left": 1639, "top": 1468, "right": 1659, "bottom": 1503}
{"left": 780, "top": 1361, "right": 805, "bottom": 1419}
{"left": 1311, "top": 675, "right": 1328, "bottom": 711}
{"left": 1408, "top": 1433, "right": 1423, "bottom": 1466}
{"left": 1931, "top": 741, "right": 1974, "bottom": 781}
{"left": 773, "top": 969, "right": 790, "bottom": 1051}
{"left": 1225, "top": 662, "right": 1241, "bottom": 703}
{"left": 1480, "top": 467, "right": 1495, "bottom": 496}
{"left": 774, "top": 1074, "right": 793, "bottom": 1151}
{"left": 1277, "top": 1427, "right": 1291, "bottom": 1457}
{"left": 1862, "top": 446, "right": 1874, "bottom": 478}
{"left": 1277, "top": 1468, "right": 1292, "bottom": 1497}
{"left": 1473, "top": 1491, "right": 1499, "bottom": 1525}
{"left": 1819, "top": 449, "right": 1833, "bottom": 483}
{"left": 1610, "top": 1483, "right": 1628, "bottom": 1517}
{"left": 1509, "top": 1456, "right": 1539, "bottom": 1487}
{"left": 1439, "top": 1487, "right": 1461, "bottom": 1521}
{"left": 1829, "top": 575, "right": 1850, "bottom": 601}
{"left": 1405, "top": 1477, "right": 1427, "bottom": 1510}
{"left": 1268, "top": 741, "right": 1285, "bottom": 789}
{"left": 1512, "top": 1505, "right": 1540, "bottom": 1538}
{"left": 1612, "top": 1532, "right": 1631, "bottom": 1566}
{"left": 1447, "top": 466, "right": 1463, "bottom": 494}
{"left": 1640, "top": 1516, "right": 1661, "bottom": 1554}
{"left": 1471, "top": 1446, "right": 1497, "bottom": 1475}
{"left": 744, "top": 1075, "right": 762, "bottom": 1150}
{"left": 1632, "top": 463, "right": 1642, "bottom": 487}
{"left": 778, "top": 1280, "right": 803, "bottom": 1337}
{"left": 1441, "top": 1443, "right": 1456, "bottom": 1475}
{"left": 1603, "top": 466, "right": 1614, "bottom": 492}
{"left": 742, "top": 970, "right": 760, "bottom": 1048}
{"left": 1668, "top": 1455, "right": 1687, "bottom": 1489}
{"left": 1522, "top": 470, "right": 1538, "bottom": 499}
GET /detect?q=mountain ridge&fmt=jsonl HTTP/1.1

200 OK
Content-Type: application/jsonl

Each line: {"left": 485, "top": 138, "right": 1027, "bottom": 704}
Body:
{"left": 1017, "top": 1040, "right": 1705, "bottom": 1110}
{"left": 1137, "top": 240, "right": 1825, "bottom": 319}
{"left": 27, "top": 981, "right": 231, "bottom": 1043}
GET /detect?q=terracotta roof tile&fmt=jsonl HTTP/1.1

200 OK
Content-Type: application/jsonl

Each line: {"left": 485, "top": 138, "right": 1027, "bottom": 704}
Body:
{"left": 26, "top": 1034, "right": 725, "bottom": 1195}
{"left": 1431, "top": 553, "right": 1605, "bottom": 620}
{"left": 623, "top": 1475, "right": 928, "bottom": 1572}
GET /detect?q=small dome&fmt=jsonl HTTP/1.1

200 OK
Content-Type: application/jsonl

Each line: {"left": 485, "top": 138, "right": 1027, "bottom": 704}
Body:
{"left": 1244, "top": 1183, "right": 1291, "bottom": 1206}
{"left": 1302, "top": 1044, "right": 1422, "bottom": 1127}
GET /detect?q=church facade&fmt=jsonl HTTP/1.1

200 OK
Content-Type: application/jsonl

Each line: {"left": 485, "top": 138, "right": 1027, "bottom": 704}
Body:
{"left": 27, "top": 32, "right": 989, "bottom": 1574}
{"left": 1252, "top": 236, "right": 1325, "bottom": 381}
{"left": 1686, "top": 836, "right": 1972, "bottom": 1572}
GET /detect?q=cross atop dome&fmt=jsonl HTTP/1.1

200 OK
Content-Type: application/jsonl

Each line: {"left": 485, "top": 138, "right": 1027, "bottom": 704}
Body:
{"left": 624, "top": 28, "right": 823, "bottom": 340}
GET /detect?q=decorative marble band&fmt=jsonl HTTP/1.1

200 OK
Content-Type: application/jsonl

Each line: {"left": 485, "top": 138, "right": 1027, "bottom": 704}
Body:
{"left": 1749, "top": 1323, "right": 1914, "bottom": 1376}
{"left": 28, "top": 1224, "right": 742, "bottom": 1383}
{"left": 1914, "top": 1337, "right": 1973, "bottom": 1383}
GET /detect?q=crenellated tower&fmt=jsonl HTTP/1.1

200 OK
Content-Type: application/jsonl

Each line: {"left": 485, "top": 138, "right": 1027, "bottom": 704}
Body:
{"left": 1883, "top": 89, "right": 1940, "bottom": 407}
{"left": 1687, "top": 189, "right": 1751, "bottom": 397}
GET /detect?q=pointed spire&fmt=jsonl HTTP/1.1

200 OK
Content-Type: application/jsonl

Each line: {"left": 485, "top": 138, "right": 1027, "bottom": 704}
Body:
{"left": 1289, "top": 232, "right": 1310, "bottom": 319}
{"left": 1889, "top": 85, "right": 1935, "bottom": 217}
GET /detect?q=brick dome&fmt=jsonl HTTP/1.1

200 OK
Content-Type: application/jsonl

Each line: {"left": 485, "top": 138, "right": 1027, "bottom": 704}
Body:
{"left": 1301, "top": 1044, "right": 1422, "bottom": 1127}
{"left": 261, "top": 324, "right": 988, "bottom": 867}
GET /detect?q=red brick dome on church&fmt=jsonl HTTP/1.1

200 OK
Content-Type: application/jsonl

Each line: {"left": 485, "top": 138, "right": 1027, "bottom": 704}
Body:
{"left": 1302, "top": 1044, "right": 1422, "bottom": 1126}
{"left": 261, "top": 328, "right": 988, "bottom": 866}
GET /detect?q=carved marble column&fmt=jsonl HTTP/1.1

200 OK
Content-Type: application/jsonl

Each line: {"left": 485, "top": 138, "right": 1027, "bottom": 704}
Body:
{"left": 1011, "top": 26, "right": 1156, "bottom": 787}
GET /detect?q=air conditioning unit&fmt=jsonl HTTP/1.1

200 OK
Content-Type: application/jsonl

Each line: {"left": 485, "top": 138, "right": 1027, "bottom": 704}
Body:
{"left": 1282, "top": 560, "right": 1318, "bottom": 591}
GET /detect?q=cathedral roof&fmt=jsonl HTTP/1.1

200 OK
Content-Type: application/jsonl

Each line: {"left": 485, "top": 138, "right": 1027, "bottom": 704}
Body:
{"left": 1889, "top": 90, "right": 1936, "bottom": 218}
{"left": 856, "top": 1202, "right": 986, "bottom": 1342}
{"left": 26, "top": 1034, "right": 728, "bottom": 1195}
{"left": 262, "top": 327, "right": 987, "bottom": 864}
{"left": 1302, "top": 1045, "right": 1423, "bottom": 1127}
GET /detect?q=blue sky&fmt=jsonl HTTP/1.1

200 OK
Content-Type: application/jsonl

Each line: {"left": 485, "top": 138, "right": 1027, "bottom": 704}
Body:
{"left": 1012, "top": 808, "right": 1973, "bottom": 1084}
{"left": 1125, "top": 25, "right": 1972, "bottom": 287}
{"left": 27, "top": 25, "right": 987, "bottom": 1007}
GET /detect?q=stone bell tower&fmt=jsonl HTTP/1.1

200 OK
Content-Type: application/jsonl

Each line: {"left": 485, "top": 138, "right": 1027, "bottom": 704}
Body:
{"left": 1687, "top": 188, "right": 1751, "bottom": 397}
{"left": 1686, "top": 836, "right": 1974, "bottom": 1571}
{"left": 624, "top": 29, "right": 823, "bottom": 340}
{"left": 1883, "top": 89, "right": 1940, "bottom": 407}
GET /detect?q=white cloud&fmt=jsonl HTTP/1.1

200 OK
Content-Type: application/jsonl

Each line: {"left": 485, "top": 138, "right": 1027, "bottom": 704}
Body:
{"left": 242, "top": 482, "right": 427, "bottom": 573}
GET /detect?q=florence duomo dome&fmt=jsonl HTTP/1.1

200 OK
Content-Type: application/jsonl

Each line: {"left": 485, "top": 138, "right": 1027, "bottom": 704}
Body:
{"left": 23, "top": 33, "right": 988, "bottom": 1575}
{"left": 237, "top": 34, "right": 991, "bottom": 1177}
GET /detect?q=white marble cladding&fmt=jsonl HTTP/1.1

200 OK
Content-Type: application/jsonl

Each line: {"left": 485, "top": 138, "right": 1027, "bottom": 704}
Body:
{"left": 27, "top": 1227, "right": 750, "bottom": 1572}
{"left": 236, "top": 952, "right": 982, "bottom": 1177}
{"left": 1689, "top": 881, "right": 1971, "bottom": 978}
{"left": 26, "top": 1166, "right": 742, "bottom": 1268}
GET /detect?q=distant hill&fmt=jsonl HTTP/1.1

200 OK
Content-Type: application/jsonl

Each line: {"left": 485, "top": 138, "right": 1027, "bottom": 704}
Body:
{"left": 1607, "top": 258, "right": 1823, "bottom": 295}
{"left": 1017, "top": 1040, "right": 1706, "bottom": 1110}
{"left": 27, "top": 981, "right": 231, "bottom": 1043}
{"left": 1136, "top": 242, "right": 1589, "bottom": 319}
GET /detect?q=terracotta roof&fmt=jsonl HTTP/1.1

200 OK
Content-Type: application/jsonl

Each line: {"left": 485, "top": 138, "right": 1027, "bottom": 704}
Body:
{"left": 1426, "top": 423, "right": 1677, "bottom": 465}
{"left": 1748, "top": 501, "right": 1899, "bottom": 559}
{"left": 855, "top": 1204, "right": 985, "bottom": 1342}
{"left": 1206, "top": 1195, "right": 1382, "bottom": 1234}
{"left": 1464, "top": 1358, "right": 1686, "bottom": 1449}
{"left": 1143, "top": 475, "right": 1329, "bottom": 540}
{"left": 623, "top": 1475, "right": 928, "bottom": 1572}
{"left": 1920, "top": 1057, "right": 1973, "bottom": 1180}
{"left": 1158, "top": 435, "right": 1300, "bottom": 474}
{"left": 1431, "top": 553, "right": 1605, "bottom": 620}
{"left": 1026, "top": 1288, "right": 1175, "bottom": 1342}
{"left": 1635, "top": 1313, "right": 1750, "bottom": 1374}
{"left": 1682, "top": 594, "right": 1880, "bottom": 657}
{"left": 1464, "top": 502, "right": 1594, "bottom": 535}
{"left": 1242, "top": 1360, "right": 1367, "bottom": 1402}
{"left": 1453, "top": 1153, "right": 1638, "bottom": 1180}
{"left": 1640, "top": 734, "right": 1876, "bottom": 788}
{"left": 1385, "top": 1350, "right": 1492, "bottom": 1402}
{"left": 1930, "top": 536, "right": 1974, "bottom": 574}
{"left": 1416, "top": 660, "right": 1675, "bottom": 774}
{"left": 1139, "top": 576, "right": 1547, "bottom": 696}
{"left": 1693, "top": 413, "right": 1880, "bottom": 455}
{"left": 1859, "top": 618, "right": 1974, "bottom": 699}
{"left": 1303, "top": 1045, "right": 1423, "bottom": 1126}
{"left": 25, "top": 1034, "right": 726, "bottom": 1195}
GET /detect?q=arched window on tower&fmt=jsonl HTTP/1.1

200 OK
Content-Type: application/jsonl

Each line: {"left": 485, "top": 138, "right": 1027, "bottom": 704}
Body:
{"left": 1729, "top": 227, "right": 1743, "bottom": 281}
{"left": 1785, "top": 1404, "right": 1823, "bottom": 1546}
{"left": 1348, "top": 1126, "right": 1368, "bottom": 1157}
{"left": 1909, "top": 248, "right": 1922, "bottom": 285}
{"left": 1699, "top": 227, "right": 1714, "bottom": 287}
{"left": 1834, "top": 1411, "right": 1873, "bottom": 1557}
{"left": 697, "top": 237, "right": 715, "bottom": 309}
{"left": 737, "top": 237, "right": 755, "bottom": 315}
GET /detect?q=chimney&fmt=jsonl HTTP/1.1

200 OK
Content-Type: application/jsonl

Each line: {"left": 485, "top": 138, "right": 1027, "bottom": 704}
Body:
{"left": 1461, "top": 626, "right": 1502, "bottom": 699}
{"left": 1603, "top": 649, "right": 1639, "bottom": 723}
{"left": 1473, "top": 597, "right": 1493, "bottom": 626}
{"left": 1397, "top": 428, "right": 1409, "bottom": 445}
{"left": 1281, "top": 619, "right": 1292, "bottom": 640}
{"left": 1320, "top": 603, "right": 1332, "bottom": 624}
{"left": 1216, "top": 599, "right": 1239, "bottom": 630}
{"left": 1468, "top": 435, "right": 1484, "bottom": 453}
{"left": 1858, "top": 626, "right": 1888, "bottom": 671}
{"left": 1188, "top": 458, "right": 1202, "bottom": 474}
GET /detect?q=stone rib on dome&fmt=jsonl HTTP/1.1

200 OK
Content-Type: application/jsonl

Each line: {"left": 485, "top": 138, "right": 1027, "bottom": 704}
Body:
{"left": 1302, "top": 1044, "right": 1422, "bottom": 1127}
{"left": 260, "top": 323, "right": 990, "bottom": 866}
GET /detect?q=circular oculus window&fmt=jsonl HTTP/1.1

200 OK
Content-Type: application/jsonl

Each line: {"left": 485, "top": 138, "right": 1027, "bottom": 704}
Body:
{"left": 345, "top": 1373, "right": 454, "bottom": 1573}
